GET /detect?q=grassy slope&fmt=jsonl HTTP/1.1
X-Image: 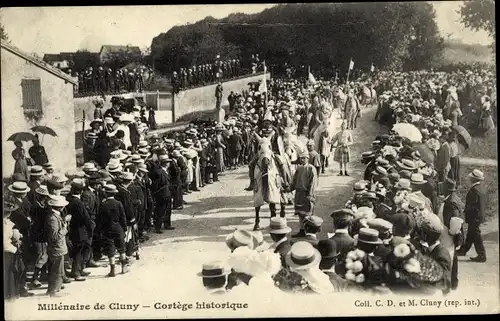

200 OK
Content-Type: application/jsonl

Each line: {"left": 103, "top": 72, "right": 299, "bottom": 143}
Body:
{"left": 440, "top": 41, "right": 494, "bottom": 65}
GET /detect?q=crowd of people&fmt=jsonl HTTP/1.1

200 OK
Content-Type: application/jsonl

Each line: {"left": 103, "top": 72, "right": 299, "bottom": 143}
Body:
{"left": 70, "top": 67, "right": 149, "bottom": 96}
{"left": 194, "top": 69, "right": 495, "bottom": 295}
{"left": 3, "top": 64, "right": 495, "bottom": 299}
{"left": 172, "top": 54, "right": 264, "bottom": 92}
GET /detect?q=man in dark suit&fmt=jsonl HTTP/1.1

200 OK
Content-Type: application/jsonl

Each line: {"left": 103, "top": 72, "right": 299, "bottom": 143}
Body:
{"left": 457, "top": 169, "right": 486, "bottom": 262}
{"left": 151, "top": 154, "right": 174, "bottom": 233}
{"left": 441, "top": 178, "right": 465, "bottom": 290}
{"left": 98, "top": 184, "right": 128, "bottom": 277}
{"left": 268, "top": 217, "right": 292, "bottom": 267}
{"left": 66, "top": 179, "right": 93, "bottom": 281}
{"left": 81, "top": 174, "right": 103, "bottom": 268}
{"left": 329, "top": 209, "right": 356, "bottom": 260}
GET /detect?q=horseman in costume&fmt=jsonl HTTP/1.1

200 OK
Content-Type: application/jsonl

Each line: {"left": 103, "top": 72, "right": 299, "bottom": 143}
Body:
{"left": 252, "top": 133, "right": 283, "bottom": 231}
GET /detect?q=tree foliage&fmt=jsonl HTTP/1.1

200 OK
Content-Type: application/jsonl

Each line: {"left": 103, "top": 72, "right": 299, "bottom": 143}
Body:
{"left": 105, "top": 50, "right": 144, "bottom": 71}
{"left": 72, "top": 49, "right": 100, "bottom": 71}
{"left": 459, "top": 0, "right": 495, "bottom": 52}
{"left": 459, "top": 0, "right": 495, "bottom": 37}
{"left": 150, "top": 3, "right": 445, "bottom": 74}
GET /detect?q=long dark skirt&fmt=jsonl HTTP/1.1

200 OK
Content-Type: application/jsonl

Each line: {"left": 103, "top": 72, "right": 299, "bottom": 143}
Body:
{"left": 448, "top": 157, "right": 461, "bottom": 186}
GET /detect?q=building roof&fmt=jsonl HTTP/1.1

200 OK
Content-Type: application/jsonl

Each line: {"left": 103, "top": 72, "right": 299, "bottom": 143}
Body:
{"left": 100, "top": 45, "right": 141, "bottom": 55}
{"left": 2, "top": 40, "right": 78, "bottom": 85}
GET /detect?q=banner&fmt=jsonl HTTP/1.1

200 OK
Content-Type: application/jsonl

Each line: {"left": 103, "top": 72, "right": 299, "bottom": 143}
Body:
{"left": 308, "top": 71, "right": 317, "bottom": 84}
{"left": 349, "top": 59, "right": 354, "bottom": 70}
{"left": 370, "top": 64, "right": 375, "bottom": 72}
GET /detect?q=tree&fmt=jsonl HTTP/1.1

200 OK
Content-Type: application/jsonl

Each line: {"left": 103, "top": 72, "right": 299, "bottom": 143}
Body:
{"left": 1, "top": 23, "right": 10, "bottom": 42}
{"left": 72, "top": 49, "right": 100, "bottom": 72}
{"left": 459, "top": 0, "right": 495, "bottom": 52}
{"left": 104, "top": 50, "right": 144, "bottom": 71}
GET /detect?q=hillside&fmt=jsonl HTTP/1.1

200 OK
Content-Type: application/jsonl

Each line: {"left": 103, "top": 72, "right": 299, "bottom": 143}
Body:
{"left": 441, "top": 40, "right": 494, "bottom": 65}
{"left": 150, "top": 3, "right": 444, "bottom": 74}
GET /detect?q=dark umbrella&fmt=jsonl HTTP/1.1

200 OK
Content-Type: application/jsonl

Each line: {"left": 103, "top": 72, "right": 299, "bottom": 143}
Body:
{"left": 31, "top": 126, "right": 57, "bottom": 137}
{"left": 7, "top": 132, "right": 37, "bottom": 142}
{"left": 452, "top": 125, "right": 471, "bottom": 150}
{"left": 412, "top": 142, "right": 435, "bottom": 165}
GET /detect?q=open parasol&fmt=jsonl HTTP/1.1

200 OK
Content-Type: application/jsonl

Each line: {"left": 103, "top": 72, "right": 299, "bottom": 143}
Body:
{"left": 7, "top": 132, "right": 37, "bottom": 142}
{"left": 31, "top": 126, "right": 57, "bottom": 137}
{"left": 412, "top": 143, "right": 435, "bottom": 165}
{"left": 452, "top": 125, "right": 471, "bottom": 152}
{"left": 392, "top": 123, "right": 422, "bottom": 142}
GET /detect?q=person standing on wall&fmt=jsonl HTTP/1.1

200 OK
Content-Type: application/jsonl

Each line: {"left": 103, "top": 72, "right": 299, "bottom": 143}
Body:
{"left": 215, "top": 82, "right": 224, "bottom": 123}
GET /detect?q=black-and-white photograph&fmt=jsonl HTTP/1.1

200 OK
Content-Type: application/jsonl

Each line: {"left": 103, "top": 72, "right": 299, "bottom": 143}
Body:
{"left": 1, "top": 2, "right": 498, "bottom": 319}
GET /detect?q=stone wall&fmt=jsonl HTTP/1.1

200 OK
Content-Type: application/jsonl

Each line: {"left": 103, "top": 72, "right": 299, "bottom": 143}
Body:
{"left": 173, "top": 72, "right": 270, "bottom": 121}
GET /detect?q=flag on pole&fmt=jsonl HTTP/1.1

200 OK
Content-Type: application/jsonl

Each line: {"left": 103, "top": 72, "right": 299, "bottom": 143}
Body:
{"left": 258, "top": 63, "right": 267, "bottom": 93}
{"left": 349, "top": 59, "right": 354, "bottom": 70}
{"left": 308, "top": 71, "right": 317, "bottom": 84}
{"left": 370, "top": 64, "right": 375, "bottom": 72}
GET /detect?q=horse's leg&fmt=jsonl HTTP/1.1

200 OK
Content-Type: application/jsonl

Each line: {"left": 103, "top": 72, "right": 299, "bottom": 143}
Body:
{"left": 261, "top": 158, "right": 270, "bottom": 203}
{"left": 279, "top": 202, "right": 286, "bottom": 218}
{"left": 269, "top": 203, "right": 277, "bottom": 218}
{"left": 254, "top": 206, "right": 261, "bottom": 231}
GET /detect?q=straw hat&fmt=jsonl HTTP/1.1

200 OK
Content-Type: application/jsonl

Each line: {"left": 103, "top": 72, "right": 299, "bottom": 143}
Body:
{"left": 225, "top": 229, "right": 261, "bottom": 251}
{"left": 35, "top": 185, "right": 50, "bottom": 196}
{"left": 30, "top": 165, "right": 45, "bottom": 177}
{"left": 8, "top": 181, "right": 30, "bottom": 194}
{"left": 267, "top": 217, "right": 292, "bottom": 234}
{"left": 467, "top": 169, "right": 484, "bottom": 181}
{"left": 354, "top": 228, "right": 383, "bottom": 245}
{"left": 285, "top": 241, "right": 321, "bottom": 270}
{"left": 48, "top": 195, "right": 69, "bottom": 207}
{"left": 197, "top": 261, "right": 230, "bottom": 278}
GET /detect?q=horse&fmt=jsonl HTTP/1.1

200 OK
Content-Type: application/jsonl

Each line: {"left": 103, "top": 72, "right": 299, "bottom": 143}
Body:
{"left": 252, "top": 132, "right": 284, "bottom": 231}
{"left": 360, "top": 84, "right": 378, "bottom": 107}
{"left": 344, "top": 93, "right": 361, "bottom": 130}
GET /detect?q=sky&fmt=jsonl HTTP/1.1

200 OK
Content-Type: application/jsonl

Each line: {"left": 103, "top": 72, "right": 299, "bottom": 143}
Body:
{"left": 0, "top": 2, "right": 493, "bottom": 56}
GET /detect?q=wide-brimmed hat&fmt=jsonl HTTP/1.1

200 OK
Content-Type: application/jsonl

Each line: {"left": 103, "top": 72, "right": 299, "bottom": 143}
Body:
{"left": 402, "top": 195, "right": 425, "bottom": 211}
{"left": 316, "top": 239, "right": 339, "bottom": 259}
{"left": 130, "top": 154, "right": 142, "bottom": 163}
{"left": 353, "top": 181, "right": 367, "bottom": 193}
{"left": 159, "top": 154, "right": 172, "bottom": 162}
{"left": 286, "top": 241, "right": 321, "bottom": 270}
{"left": 120, "top": 171, "right": 134, "bottom": 181}
{"left": 42, "top": 162, "right": 54, "bottom": 171}
{"left": 467, "top": 169, "right": 484, "bottom": 181}
{"left": 410, "top": 173, "right": 427, "bottom": 184}
{"left": 354, "top": 206, "right": 376, "bottom": 220}
{"left": 82, "top": 162, "right": 98, "bottom": 172}
{"left": 103, "top": 184, "right": 118, "bottom": 194}
{"left": 367, "top": 218, "right": 393, "bottom": 236}
{"left": 46, "top": 179, "right": 64, "bottom": 191}
{"left": 30, "top": 165, "right": 45, "bottom": 177}
{"left": 394, "top": 178, "right": 411, "bottom": 191}
{"left": 138, "top": 140, "right": 149, "bottom": 148}
{"left": 48, "top": 195, "right": 69, "bottom": 207}
{"left": 197, "top": 261, "right": 230, "bottom": 278}
{"left": 8, "top": 181, "right": 31, "bottom": 194}
{"left": 106, "top": 161, "right": 123, "bottom": 173}
{"left": 137, "top": 163, "right": 149, "bottom": 173}
{"left": 268, "top": 217, "right": 292, "bottom": 234}
{"left": 225, "top": 229, "right": 260, "bottom": 250}
{"left": 35, "top": 185, "right": 50, "bottom": 196}
{"left": 71, "top": 178, "right": 86, "bottom": 189}
{"left": 397, "top": 158, "right": 417, "bottom": 171}
{"left": 354, "top": 228, "right": 383, "bottom": 245}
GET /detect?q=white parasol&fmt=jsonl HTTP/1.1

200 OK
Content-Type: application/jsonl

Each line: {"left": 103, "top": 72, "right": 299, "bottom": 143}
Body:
{"left": 392, "top": 123, "right": 422, "bottom": 142}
